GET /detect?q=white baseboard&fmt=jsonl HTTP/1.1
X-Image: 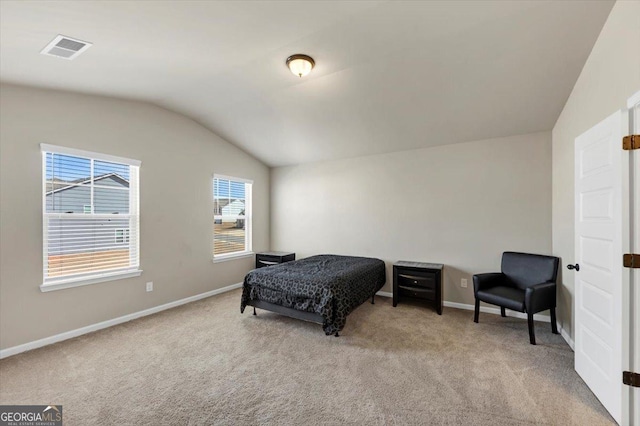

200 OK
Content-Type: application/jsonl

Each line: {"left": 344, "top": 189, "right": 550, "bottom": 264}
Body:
{"left": 2, "top": 285, "right": 575, "bottom": 359}
{"left": 558, "top": 324, "right": 575, "bottom": 350}
{"left": 444, "top": 301, "right": 575, "bottom": 349}
{"left": 0, "top": 282, "right": 243, "bottom": 359}
{"left": 376, "top": 292, "right": 575, "bottom": 350}
{"left": 442, "top": 300, "right": 551, "bottom": 323}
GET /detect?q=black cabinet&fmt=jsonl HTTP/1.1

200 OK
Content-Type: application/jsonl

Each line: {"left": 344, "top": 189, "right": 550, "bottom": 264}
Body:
{"left": 255, "top": 251, "right": 295, "bottom": 268}
{"left": 393, "top": 261, "right": 443, "bottom": 315}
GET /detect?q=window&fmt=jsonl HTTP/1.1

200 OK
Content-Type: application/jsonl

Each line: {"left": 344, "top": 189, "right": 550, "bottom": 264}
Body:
{"left": 213, "top": 175, "right": 252, "bottom": 259}
{"left": 41, "top": 144, "right": 141, "bottom": 290}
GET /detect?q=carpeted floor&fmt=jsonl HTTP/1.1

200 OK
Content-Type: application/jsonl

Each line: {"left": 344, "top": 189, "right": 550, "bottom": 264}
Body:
{"left": 0, "top": 289, "right": 613, "bottom": 425}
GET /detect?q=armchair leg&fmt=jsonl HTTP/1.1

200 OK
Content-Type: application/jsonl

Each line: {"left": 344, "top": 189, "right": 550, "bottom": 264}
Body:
{"left": 527, "top": 313, "right": 536, "bottom": 345}
{"left": 474, "top": 299, "right": 480, "bottom": 323}
{"left": 550, "top": 308, "right": 559, "bottom": 334}
{"left": 500, "top": 307, "right": 506, "bottom": 318}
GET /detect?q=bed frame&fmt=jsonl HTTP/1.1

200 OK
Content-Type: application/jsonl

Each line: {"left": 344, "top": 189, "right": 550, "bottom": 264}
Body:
{"left": 245, "top": 294, "right": 376, "bottom": 337}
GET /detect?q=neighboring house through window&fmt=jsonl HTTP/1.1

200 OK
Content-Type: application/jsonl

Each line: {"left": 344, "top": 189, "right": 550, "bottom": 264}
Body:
{"left": 115, "top": 229, "right": 130, "bottom": 244}
{"left": 41, "top": 144, "right": 141, "bottom": 291}
{"left": 213, "top": 175, "right": 252, "bottom": 259}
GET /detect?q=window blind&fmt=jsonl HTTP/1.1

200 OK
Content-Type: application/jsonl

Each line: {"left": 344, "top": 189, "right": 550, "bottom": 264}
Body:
{"left": 42, "top": 145, "right": 140, "bottom": 284}
{"left": 213, "top": 175, "right": 252, "bottom": 257}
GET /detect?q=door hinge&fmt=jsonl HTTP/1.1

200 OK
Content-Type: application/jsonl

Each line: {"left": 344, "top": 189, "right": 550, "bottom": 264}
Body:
{"left": 623, "top": 253, "right": 640, "bottom": 268}
{"left": 623, "top": 371, "right": 640, "bottom": 387}
{"left": 622, "top": 135, "right": 640, "bottom": 150}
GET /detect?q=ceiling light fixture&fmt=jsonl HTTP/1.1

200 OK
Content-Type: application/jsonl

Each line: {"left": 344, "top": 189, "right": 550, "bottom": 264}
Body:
{"left": 286, "top": 54, "right": 315, "bottom": 78}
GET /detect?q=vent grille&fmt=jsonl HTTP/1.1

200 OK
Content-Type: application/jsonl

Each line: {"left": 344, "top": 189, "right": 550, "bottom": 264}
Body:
{"left": 41, "top": 35, "right": 92, "bottom": 60}
{"left": 55, "top": 38, "right": 86, "bottom": 52}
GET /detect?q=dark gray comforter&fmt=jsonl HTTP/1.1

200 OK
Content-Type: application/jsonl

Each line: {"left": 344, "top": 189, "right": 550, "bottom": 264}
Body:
{"left": 241, "top": 254, "right": 386, "bottom": 334}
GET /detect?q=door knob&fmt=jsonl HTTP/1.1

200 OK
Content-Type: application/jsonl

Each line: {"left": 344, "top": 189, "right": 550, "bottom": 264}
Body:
{"left": 567, "top": 264, "right": 580, "bottom": 271}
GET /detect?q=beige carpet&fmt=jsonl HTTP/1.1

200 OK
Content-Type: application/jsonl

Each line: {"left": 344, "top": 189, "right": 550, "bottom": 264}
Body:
{"left": 0, "top": 289, "right": 613, "bottom": 425}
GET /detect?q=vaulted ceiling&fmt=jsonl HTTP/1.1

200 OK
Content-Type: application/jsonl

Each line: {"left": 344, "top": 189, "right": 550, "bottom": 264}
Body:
{"left": 0, "top": 1, "right": 614, "bottom": 166}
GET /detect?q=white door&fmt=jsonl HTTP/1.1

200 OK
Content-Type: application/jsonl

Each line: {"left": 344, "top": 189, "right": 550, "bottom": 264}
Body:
{"left": 574, "top": 110, "right": 628, "bottom": 424}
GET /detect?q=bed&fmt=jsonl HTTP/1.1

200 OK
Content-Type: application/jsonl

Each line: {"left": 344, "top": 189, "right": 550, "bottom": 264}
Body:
{"left": 240, "top": 254, "right": 386, "bottom": 336}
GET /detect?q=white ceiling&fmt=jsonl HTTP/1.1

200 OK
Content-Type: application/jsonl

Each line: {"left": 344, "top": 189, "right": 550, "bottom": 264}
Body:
{"left": 0, "top": 1, "right": 614, "bottom": 167}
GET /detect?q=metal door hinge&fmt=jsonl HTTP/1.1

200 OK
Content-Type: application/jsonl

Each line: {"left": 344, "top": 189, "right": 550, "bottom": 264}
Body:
{"left": 623, "top": 371, "right": 640, "bottom": 387}
{"left": 623, "top": 253, "right": 640, "bottom": 268}
{"left": 622, "top": 135, "right": 640, "bottom": 150}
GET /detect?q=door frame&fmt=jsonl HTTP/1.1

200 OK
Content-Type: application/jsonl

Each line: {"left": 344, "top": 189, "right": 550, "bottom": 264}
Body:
{"left": 626, "top": 90, "right": 640, "bottom": 426}
{"left": 621, "top": 103, "right": 631, "bottom": 426}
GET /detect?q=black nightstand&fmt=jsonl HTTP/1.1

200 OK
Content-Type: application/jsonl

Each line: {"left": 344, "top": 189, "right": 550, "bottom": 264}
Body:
{"left": 255, "top": 251, "right": 295, "bottom": 268}
{"left": 393, "top": 261, "right": 444, "bottom": 315}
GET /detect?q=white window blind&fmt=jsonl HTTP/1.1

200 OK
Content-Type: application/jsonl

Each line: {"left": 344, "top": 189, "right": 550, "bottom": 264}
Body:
{"left": 41, "top": 144, "right": 141, "bottom": 286}
{"left": 213, "top": 175, "right": 252, "bottom": 257}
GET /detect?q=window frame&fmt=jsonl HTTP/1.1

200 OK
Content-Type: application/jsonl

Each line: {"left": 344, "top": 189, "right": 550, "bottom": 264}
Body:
{"left": 40, "top": 144, "right": 142, "bottom": 292}
{"left": 212, "top": 174, "right": 253, "bottom": 262}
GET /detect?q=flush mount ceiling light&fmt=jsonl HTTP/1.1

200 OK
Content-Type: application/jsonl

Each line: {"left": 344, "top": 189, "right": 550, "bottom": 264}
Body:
{"left": 286, "top": 54, "right": 315, "bottom": 78}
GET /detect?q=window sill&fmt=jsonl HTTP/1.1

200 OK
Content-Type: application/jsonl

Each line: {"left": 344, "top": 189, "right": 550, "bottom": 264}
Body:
{"left": 212, "top": 252, "right": 254, "bottom": 263}
{"left": 40, "top": 269, "right": 143, "bottom": 292}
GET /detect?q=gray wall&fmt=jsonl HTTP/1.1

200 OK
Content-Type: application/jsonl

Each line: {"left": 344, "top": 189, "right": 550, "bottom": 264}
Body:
{"left": 0, "top": 84, "right": 270, "bottom": 350}
{"left": 552, "top": 0, "right": 640, "bottom": 341}
{"left": 271, "top": 132, "right": 552, "bottom": 308}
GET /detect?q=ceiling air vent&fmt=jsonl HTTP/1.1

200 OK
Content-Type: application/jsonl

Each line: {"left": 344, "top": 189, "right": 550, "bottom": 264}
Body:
{"left": 40, "top": 35, "right": 92, "bottom": 60}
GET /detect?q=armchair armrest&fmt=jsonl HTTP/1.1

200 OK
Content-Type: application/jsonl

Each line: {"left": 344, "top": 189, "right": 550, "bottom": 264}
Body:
{"left": 525, "top": 281, "right": 556, "bottom": 314}
{"left": 473, "top": 273, "right": 504, "bottom": 294}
